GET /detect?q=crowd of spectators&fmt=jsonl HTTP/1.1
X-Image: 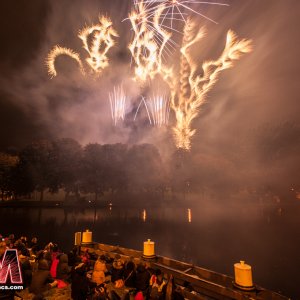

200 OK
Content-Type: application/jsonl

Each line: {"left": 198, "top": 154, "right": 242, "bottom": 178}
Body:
{"left": 0, "top": 234, "right": 186, "bottom": 300}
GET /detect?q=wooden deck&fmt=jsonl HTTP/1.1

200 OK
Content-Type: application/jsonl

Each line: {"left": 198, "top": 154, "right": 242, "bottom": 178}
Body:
{"left": 80, "top": 242, "right": 290, "bottom": 300}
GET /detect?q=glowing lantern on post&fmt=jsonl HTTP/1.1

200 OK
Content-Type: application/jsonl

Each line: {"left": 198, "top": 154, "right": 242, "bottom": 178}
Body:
{"left": 234, "top": 260, "right": 254, "bottom": 290}
{"left": 143, "top": 239, "right": 156, "bottom": 259}
{"left": 82, "top": 229, "right": 92, "bottom": 244}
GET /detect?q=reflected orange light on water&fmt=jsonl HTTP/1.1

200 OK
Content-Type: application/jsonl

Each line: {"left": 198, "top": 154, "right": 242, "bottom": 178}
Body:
{"left": 187, "top": 208, "right": 192, "bottom": 223}
{"left": 142, "top": 209, "right": 147, "bottom": 222}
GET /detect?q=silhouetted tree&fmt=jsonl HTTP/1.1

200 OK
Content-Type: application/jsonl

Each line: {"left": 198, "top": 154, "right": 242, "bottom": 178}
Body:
{"left": 126, "top": 144, "right": 165, "bottom": 193}
{"left": 80, "top": 143, "right": 106, "bottom": 202}
{"left": 101, "top": 143, "right": 129, "bottom": 195}
{"left": 14, "top": 140, "right": 54, "bottom": 201}
{"left": 51, "top": 138, "right": 83, "bottom": 200}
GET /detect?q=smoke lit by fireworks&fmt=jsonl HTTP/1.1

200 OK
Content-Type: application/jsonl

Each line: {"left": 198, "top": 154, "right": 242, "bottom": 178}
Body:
{"left": 109, "top": 85, "right": 127, "bottom": 126}
{"left": 46, "top": 16, "right": 118, "bottom": 77}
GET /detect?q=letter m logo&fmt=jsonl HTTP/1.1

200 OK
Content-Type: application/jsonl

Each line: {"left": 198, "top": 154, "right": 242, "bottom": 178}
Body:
{"left": 0, "top": 249, "right": 23, "bottom": 284}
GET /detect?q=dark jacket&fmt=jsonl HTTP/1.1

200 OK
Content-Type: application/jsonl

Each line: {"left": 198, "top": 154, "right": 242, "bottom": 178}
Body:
{"left": 111, "top": 259, "right": 124, "bottom": 283}
{"left": 135, "top": 263, "right": 150, "bottom": 292}
{"left": 56, "top": 254, "right": 71, "bottom": 281}
{"left": 123, "top": 261, "right": 136, "bottom": 288}
{"left": 29, "top": 259, "right": 54, "bottom": 295}
{"left": 71, "top": 263, "right": 96, "bottom": 300}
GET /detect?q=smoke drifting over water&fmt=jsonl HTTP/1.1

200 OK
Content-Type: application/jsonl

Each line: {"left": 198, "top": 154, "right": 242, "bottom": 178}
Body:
{"left": 0, "top": 0, "right": 299, "bottom": 189}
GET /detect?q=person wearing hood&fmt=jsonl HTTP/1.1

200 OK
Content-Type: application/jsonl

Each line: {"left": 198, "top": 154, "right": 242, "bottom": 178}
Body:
{"left": 56, "top": 253, "right": 71, "bottom": 282}
{"left": 111, "top": 254, "right": 124, "bottom": 283}
{"left": 135, "top": 261, "right": 150, "bottom": 295}
{"left": 29, "top": 259, "right": 56, "bottom": 296}
{"left": 92, "top": 255, "right": 107, "bottom": 285}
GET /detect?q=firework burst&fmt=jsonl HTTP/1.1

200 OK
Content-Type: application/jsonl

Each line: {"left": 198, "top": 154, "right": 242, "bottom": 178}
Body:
{"left": 78, "top": 15, "right": 119, "bottom": 75}
{"left": 134, "top": 0, "right": 229, "bottom": 28}
{"left": 46, "top": 15, "right": 118, "bottom": 78}
{"left": 128, "top": 2, "right": 174, "bottom": 83}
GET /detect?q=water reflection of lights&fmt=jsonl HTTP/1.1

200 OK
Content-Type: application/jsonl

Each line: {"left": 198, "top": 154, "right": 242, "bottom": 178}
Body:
{"left": 187, "top": 208, "right": 192, "bottom": 223}
{"left": 109, "top": 203, "right": 113, "bottom": 211}
{"left": 142, "top": 209, "right": 147, "bottom": 222}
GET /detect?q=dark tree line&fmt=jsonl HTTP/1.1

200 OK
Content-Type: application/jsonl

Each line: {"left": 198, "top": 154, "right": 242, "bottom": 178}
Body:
{"left": 0, "top": 139, "right": 168, "bottom": 202}
{"left": 1, "top": 121, "right": 299, "bottom": 205}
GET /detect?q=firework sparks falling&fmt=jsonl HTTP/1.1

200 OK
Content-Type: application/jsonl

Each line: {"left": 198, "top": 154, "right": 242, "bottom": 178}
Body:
{"left": 78, "top": 16, "right": 119, "bottom": 75}
{"left": 148, "top": 94, "right": 171, "bottom": 126}
{"left": 46, "top": 46, "right": 85, "bottom": 78}
{"left": 134, "top": 94, "right": 170, "bottom": 126}
{"left": 170, "top": 19, "right": 252, "bottom": 150}
{"left": 109, "top": 85, "right": 127, "bottom": 126}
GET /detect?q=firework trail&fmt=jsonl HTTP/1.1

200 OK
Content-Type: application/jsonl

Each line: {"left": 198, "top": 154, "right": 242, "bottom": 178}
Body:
{"left": 109, "top": 85, "right": 127, "bottom": 126}
{"left": 46, "top": 46, "right": 85, "bottom": 78}
{"left": 170, "top": 19, "right": 252, "bottom": 150}
{"left": 46, "top": 16, "right": 118, "bottom": 77}
{"left": 134, "top": 97, "right": 152, "bottom": 123}
{"left": 78, "top": 16, "right": 119, "bottom": 75}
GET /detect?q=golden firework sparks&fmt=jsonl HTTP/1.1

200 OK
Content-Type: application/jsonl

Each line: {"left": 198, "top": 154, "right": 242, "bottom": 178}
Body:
{"left": 170, "top": 20, "right": 252, "bottom": 149}
{"left": 46, "top": 16, "right": 118, "bottom": 77}
{"left": 46, "top": 45, "right": 85, "bottom": 78}
{"left": 128, "top": 2, "right": 173, "bottom": 83}
{"left": 78, "top": 16, "right": 119, "bottom": 75}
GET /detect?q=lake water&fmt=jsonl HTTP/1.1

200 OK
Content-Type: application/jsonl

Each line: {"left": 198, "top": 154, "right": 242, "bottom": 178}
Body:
{"left": 0, "top": 201, "right": 299, "bottom": 299}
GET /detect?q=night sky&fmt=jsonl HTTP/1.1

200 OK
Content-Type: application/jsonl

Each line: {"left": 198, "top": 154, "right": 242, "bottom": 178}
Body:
{"left": 0, "top": 0, "right": 299, "bottom": 161}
